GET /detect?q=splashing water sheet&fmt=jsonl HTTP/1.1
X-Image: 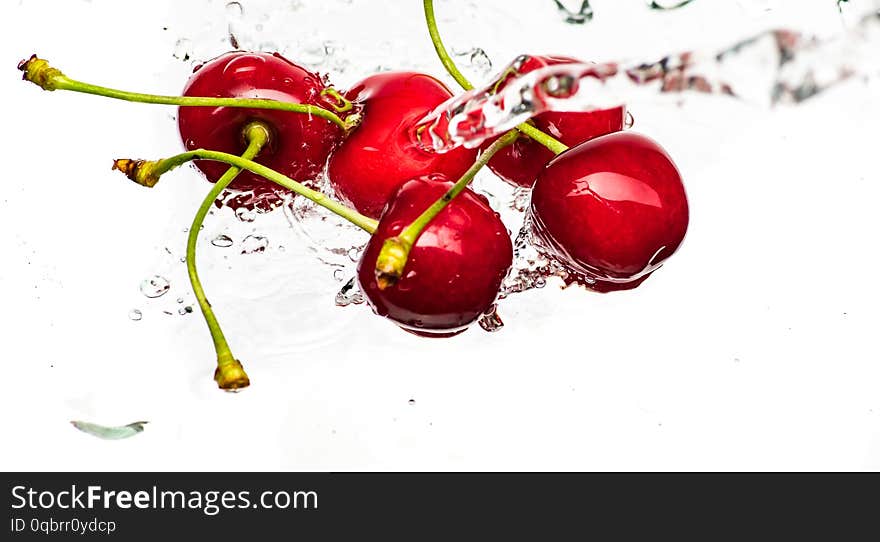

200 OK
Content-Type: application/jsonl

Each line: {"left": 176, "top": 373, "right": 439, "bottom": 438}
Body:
{"left": 3, "top": 0, "right": 880, "bottom": 472}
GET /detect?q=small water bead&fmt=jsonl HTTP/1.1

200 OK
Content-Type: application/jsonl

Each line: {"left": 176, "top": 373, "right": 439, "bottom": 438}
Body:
{"left": 408, "top": 399, "right": 416, "bottom": 406}
{"left": 240, "top": 235, "right": 269, "bottom": 255}
{"left": 128, "top": 309, "right": 143, "bottom": 321}
{"left": 478, "top": 305, "right": 504, "bottom": 332}
{"left": 178, "top": 306, "right": 194, "bottom": 315}
{"left": 554, "top": 0, "right": 593, "bottom": 24}
{"left": 625, "top": 110, "right": 635, "bottom": 129}
{"left": 335, "top": 276, "right": 365, "bottom": 307}
{"left": 647, "top": 0, "right": 696, "bottom": 9}
{"left": 332, "top": 268, "right": 346, "bottom": 282}
{"left": 211, "top": 234, "right": 234, "bottom": 248}
{"left": 172, "top": 38, "right": 192, "bottom": 61}
{"left": 177, "top": 297, "right": 185, "bottom": 304}
{"left": 139, "top": 275, "right": 170, "bottom": 298}
{"left": 225, "top": 1, "right": 243, "bottom": 18}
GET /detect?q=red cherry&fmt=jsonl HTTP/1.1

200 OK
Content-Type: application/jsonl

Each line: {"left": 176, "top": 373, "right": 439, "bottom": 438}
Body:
{"left": 529, "top": 132, "right": 689, "bottom": 292}
{"left": 178, "top": 51, "right": 344, "bottom": 204}
{"left": 358, "top": 175, "right": 513, "bottom": 337}
{"left": 487, "top": 55, "right": 627, "bottom": 188}
{"left": 327, "top": 72, "right": 478, "bottom": 219}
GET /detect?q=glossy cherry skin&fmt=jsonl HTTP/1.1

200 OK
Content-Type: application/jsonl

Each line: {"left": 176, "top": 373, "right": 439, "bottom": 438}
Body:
{"left": 358, "top": 175, "right": 513, "bottom": 337}
{"left": 327, "top": 72, "right": 478, "bottom": 219}
{"left": 487, "top": 55, "right": 627, "bottom": 188}
{"left": 530, "top": 132, "right": 689, "bottom": 292}
{"left": 178, "top": 51, "right": 344, "bottom": 200}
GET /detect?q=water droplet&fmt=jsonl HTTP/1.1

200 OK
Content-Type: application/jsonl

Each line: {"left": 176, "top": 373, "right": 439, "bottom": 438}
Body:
{"left": 225, "top": 1, "right": 243, "bottom": 18}
{"left": 178, "top": 305, "right": 194, "bottom": 315}
{"left": 408, "top": 399, "right": 416, "bottom": 406}
{"left": 177, "top": 297, "right": 184, "bottom": 304}
{"left": 128, "top": 309, "right": 143, "bottom": 321}
{"left": 554, "top": 0, "right": 593, "bottom": 24}
{"left": 625, "top": 110, "right": 635, "bottom": 129}
{"left": 211, "top": 234, "right": 234, "bottom": 248}
{"left": 347, "top": 247, "right": 361, "bottom": 262}
{"left": 240, "top": 234, "right": 269, "bottom": 254}
{"left": 235, "top": 207, "right": 257, "bottom": 222}
{"left": 478, "top": 305, "right": 504, "bottom": 332}
{"left": 333, "top": 268, "right": 345, "bottom": 282}
{"left": 172, "top": 38, "right": 192, "bottom": 61}
{"left": 139, "top": 275, "right": 170, "bottom": 298}
{"left": 335, "top": 276, "right": 364, "bottom": 307}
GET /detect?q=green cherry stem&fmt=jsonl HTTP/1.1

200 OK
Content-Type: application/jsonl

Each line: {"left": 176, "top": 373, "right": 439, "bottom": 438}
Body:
{"left": 17, "top": 55, "right": 358, "bottom": 132}
{"left": 422, "top": 0, "right": 568, "bottom": 155}
{"left": 113, "top": 150, "right": 378, "bottom": 234}
{"left": 374, "top": 128, "right": 519, "bottom": 288}
{"left": 186, "top": 122, "right": 267, "bottom": 390}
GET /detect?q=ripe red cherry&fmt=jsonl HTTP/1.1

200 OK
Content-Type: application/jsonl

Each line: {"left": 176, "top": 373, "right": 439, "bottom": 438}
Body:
{"left": 529, "top": 132, "right": 689, "bottom": 292}
{"left": 358, "top": 175, "right": 513, "bottom": 337}
{"left": 178, "top": 51, "right": 344, "bottom": 204}
{"left": 327, "top": 72, "right": 478, "bottom": 219}
{"left": 487, "top": 55, "right": 627, "bottom": 188}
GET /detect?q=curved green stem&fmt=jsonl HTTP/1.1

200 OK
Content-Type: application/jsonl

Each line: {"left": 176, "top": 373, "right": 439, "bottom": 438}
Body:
{"left": 18, "top": 55, "right": 354, "bottom": 132}
{"left": 374, "top": 129, "right": 519, "bottom": 288}
{"left": 187, "top": 122, "right": 267, "bottom": 390}
{"left": 114, "top": 150, "right": 377, "bottom": 234}
{"left": 423, "top": 0, "right": 474, "bottom": 91}
{"left": 422, "top": 0, "right": 568, "bottom": 155}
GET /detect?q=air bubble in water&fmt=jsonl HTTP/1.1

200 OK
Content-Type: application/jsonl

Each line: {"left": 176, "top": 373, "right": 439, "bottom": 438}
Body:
{"left": 347, "top": 247, "right": 361, "bottom": 262}
{"left": 139, "top": 275, "right": 170, "bottom": 298}
{"left": 408, "top": 399, "right": 416, "bottom": 406}
{"left": 335, "top": 276, "right": 365, "bottom": 307}
{"left": 333, "top": 268, "right": 346, "bottom": 282}
{"left": 178, "top": 306, "right": 194, "bottom": 315}
{"left": 625, "top": 110, "right": 635, "bottom": 129}
{"left": 211, "top": 234, "right": 234, "bottom": 248}
{"left": 240, "top": 235, "right": 269, "bottom": 254}
{"left": 172, "top": 38, "right": 192, "bottom": 61}
{"left": 128, "top": 309, "right": 143, "bottom": 321}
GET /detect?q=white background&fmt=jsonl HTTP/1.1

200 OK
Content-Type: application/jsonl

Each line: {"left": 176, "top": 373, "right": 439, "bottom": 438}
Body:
{"left": 1, "top": 0, "right": 878, "bottom": 471}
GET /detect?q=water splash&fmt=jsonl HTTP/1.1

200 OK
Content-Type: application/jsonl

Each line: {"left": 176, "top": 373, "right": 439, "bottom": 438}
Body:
{"left": 283, "top": 176, "right": 368, "bottom": 269}
{"left": 413, "top": 11, "right": 880, "bottom": 152}
{"left": 500, "top": 217, "right": 572, "bottom": 299}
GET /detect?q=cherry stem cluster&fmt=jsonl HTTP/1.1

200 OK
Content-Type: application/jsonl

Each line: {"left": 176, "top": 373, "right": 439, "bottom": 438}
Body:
{"left": 17, "top": 55, "right": 358, "bottom": 132}
{"left": 422, "top": 0, "right": 569, "bottom": 155}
